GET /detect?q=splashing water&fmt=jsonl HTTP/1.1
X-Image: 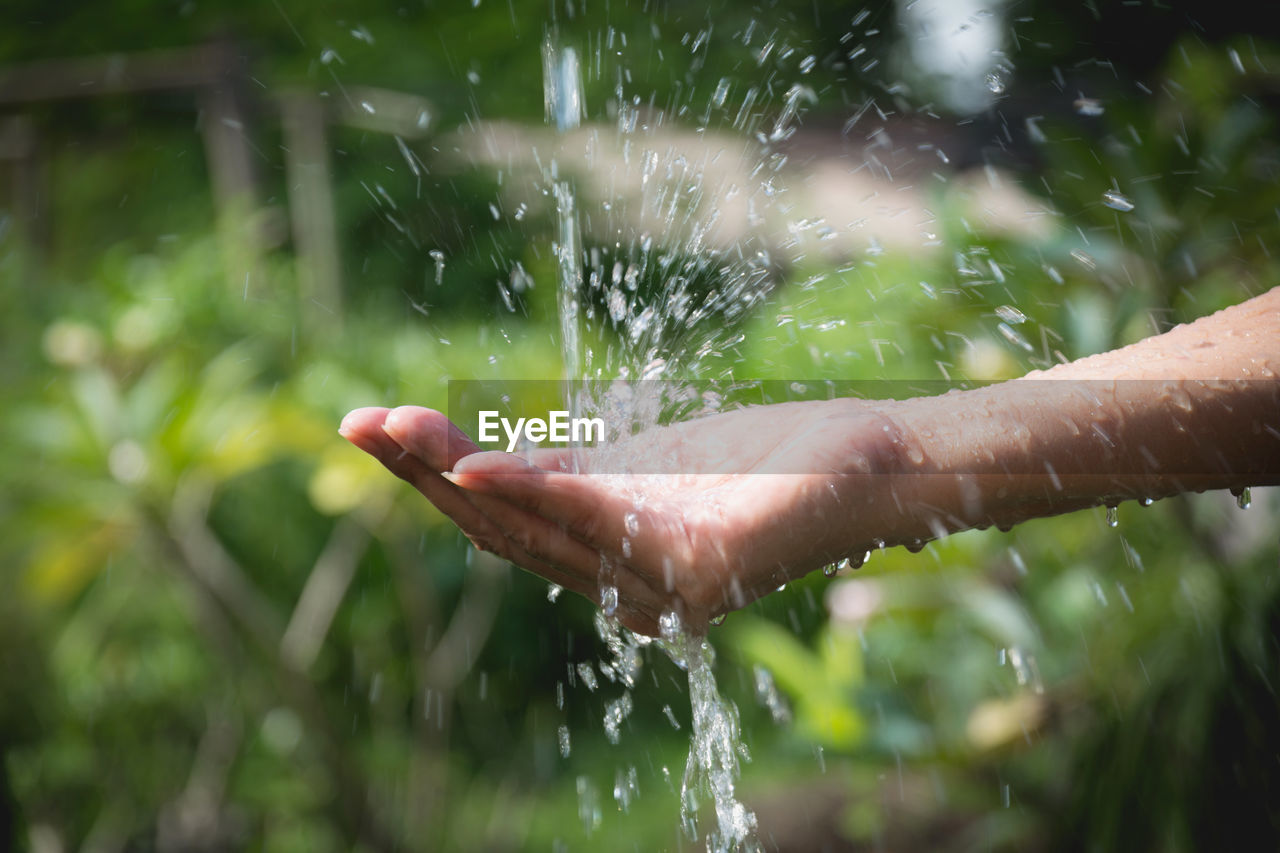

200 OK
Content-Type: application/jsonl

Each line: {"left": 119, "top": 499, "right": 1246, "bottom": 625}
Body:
{"left": 661, "top": 612, "right": 760, "bottom": 852}
{"left": 536, "top": 28, "right": 801, "bottom": 848}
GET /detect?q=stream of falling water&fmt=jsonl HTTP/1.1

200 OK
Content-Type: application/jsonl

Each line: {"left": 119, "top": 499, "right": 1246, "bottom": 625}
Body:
{"left": 543, "top": 34, "right": 761, "bottom": 851}
{"left": 543, "top": 37, "right": 584, "bottom": 389}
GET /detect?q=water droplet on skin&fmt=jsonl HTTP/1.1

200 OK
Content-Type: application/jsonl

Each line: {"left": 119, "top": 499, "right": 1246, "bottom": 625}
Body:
{"left": 1235, "top": 487, "right": 1252, "bottom": 510}
{"left": 547, "top": 583, "right": 563, "bottom": 602}
{"left": 624, "top": 511, "right": 640, "bottom": 536}
{"left": 1105, "top": 505, "right": 1119, "bottom": 528}
{"left": 1140, "top": 497, "right": 1154, "bottom": 507}
{"left": 1102, "top": 189, "right": 1135, "bottom": 212}
{"left": 710, "top": 613, "right": 726, "bottom": 626}
{"left": 822, "top": 562, "right": 839, "bottom": 577}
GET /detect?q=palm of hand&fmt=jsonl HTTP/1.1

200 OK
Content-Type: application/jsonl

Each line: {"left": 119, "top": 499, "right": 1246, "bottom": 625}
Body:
{"left": 341, "top": 399, "right": 902, "bottom": 634}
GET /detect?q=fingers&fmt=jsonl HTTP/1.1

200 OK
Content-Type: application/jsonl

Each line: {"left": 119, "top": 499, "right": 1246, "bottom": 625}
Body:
{"left": 342, "top": 407, "right": 664, "bottom": 629}
{"left": 380, "top": 405, "right": 483, "bottom": 471}
{"left": 341, "top": 407, "right": 511, "bottom": 550}
{"left": 368, "top": 407, "right": 629, "bottom": 577}
{"left": 448, "top": 450, "right": 644, "bottom": 551}
{"left": 459, "top": 486, "right": 662, "bottom": 614}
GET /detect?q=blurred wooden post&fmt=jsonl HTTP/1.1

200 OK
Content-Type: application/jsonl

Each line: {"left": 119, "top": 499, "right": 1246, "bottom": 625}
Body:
{"left": 0, "top": 43, "right": 434, "bottom": 326}
{"left": 0, "top": 40, "right": 265, "bottom": 291}
{"left": 281, "top": 93, "right": 343, "bottom": 332}
{"left": 195, "top": 40, "right": 264, "bottom": 294}
{"left": 0, "top": 115, "right": 50, "bottom": 260}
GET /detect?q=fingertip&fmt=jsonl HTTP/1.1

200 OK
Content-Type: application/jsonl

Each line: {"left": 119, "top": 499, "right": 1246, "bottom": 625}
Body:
{"left": 380, "top": 405, "right": 419, "bottom": 437}
{"left": 451, "top": 450, "right": 537, "bottom": 477}
{"left": 340, "top": 407, "right": 392, "bottom": 443}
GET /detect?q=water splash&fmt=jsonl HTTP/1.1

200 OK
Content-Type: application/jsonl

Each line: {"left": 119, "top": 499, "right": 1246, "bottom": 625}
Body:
{"left": 536, "top": 29, "right": 790, "bottom": 850}
{"left": 660, "top": 614, "right": 760, "bottom": 852}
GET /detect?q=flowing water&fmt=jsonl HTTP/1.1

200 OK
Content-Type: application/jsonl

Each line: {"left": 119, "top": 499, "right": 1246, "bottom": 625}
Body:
{"left": 541, "top": 31, "right": 774, "bottom": 851}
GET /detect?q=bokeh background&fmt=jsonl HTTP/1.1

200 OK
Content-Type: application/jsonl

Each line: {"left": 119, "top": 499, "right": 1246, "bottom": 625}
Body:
{"left": 3, "top": 1, "right": 1279, "bottom": 850}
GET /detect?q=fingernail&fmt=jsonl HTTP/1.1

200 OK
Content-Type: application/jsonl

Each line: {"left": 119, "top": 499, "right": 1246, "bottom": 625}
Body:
{"left": 441, "top": 471, "right": 462, "bottom": 485}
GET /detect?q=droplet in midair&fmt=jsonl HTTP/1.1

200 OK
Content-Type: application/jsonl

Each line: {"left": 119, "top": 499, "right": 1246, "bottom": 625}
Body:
{"left": 985, "top": 71, "right": 1007, "bottom": 94}
{"left": 1102, "top": 190, "right": 1135, "bottom": 212}
{"left": 429, "top": 249, "right": 445, "bottom": 285}
{"left": 995, "top": 305, "right": 1027, "bottom": 324}
{"left": 547, "top": 583, "right": 563, "bottom": 602}
{"left": 1073, "top": 97, "right": 1104, "bottom": 116}
{"left": 998, "top": 322, "right": 1035, "bottom": 352}
{"left": 1070, "top": 249, "right": 1097, "bottom": 271}
{"left": 1105, "top": 505, "right": 1119, "bottom": 528}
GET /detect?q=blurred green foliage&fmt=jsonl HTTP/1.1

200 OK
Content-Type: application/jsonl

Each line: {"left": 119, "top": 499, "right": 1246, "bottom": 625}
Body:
{"left": 3, "top": 2, "right": 1279, "bottom": 851}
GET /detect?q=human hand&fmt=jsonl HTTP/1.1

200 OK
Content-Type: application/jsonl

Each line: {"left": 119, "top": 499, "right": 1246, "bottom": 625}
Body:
{"left": 339, "top": 400, "right": 912, "bottom": 635}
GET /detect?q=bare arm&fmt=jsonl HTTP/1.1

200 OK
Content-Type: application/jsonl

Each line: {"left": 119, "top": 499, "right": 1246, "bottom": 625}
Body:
{"left": 838, "top": 287, "right": 1280, "bottom": 556}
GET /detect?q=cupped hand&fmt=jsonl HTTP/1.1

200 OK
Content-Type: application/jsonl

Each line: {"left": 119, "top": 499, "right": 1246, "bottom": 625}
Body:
{"left": 339, "top": 399, "right": 910, "bottom": 635}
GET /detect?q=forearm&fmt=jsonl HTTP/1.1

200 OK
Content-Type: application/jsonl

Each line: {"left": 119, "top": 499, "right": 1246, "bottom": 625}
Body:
{"left": 858, "top": 288, "right": 1280, "bottom": 547}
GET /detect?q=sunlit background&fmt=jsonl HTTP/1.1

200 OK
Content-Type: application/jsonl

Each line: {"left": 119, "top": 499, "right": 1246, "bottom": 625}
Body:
{"left": 3, "top": 1, "right": 1279, "bottom": 850}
